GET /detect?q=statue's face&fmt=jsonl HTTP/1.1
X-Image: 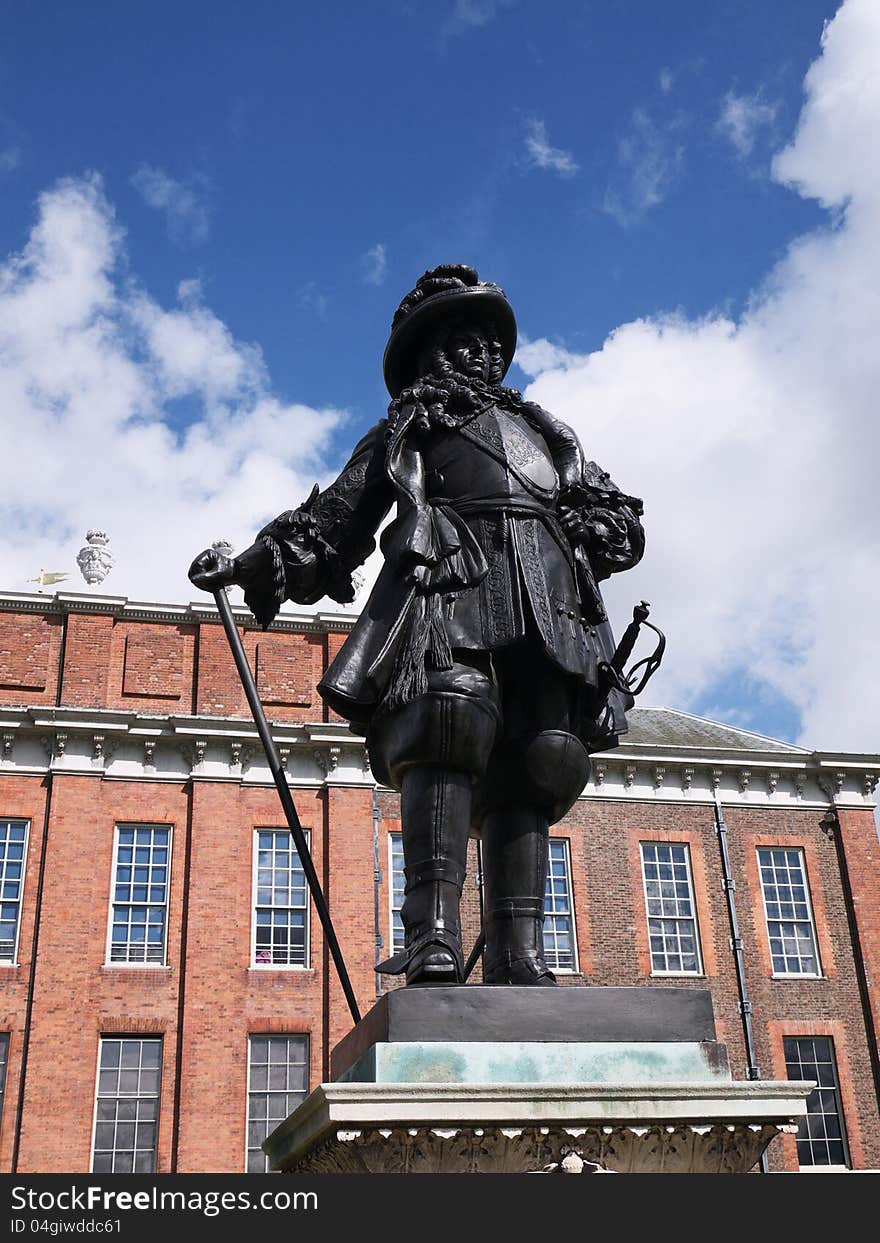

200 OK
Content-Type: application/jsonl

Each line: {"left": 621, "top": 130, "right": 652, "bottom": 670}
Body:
{"left": 448, "top": 325, "right": 490, "bottom": 382}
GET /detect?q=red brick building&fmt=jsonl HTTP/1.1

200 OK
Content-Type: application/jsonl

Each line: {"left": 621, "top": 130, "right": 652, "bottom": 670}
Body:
{"left": 0, "top": 588, "right": 877, "bottom": 1173}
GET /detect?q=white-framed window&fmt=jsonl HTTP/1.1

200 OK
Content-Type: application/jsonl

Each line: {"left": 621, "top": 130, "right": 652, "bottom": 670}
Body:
{"left": 91, "top": 1036, "right": 162, "bottom": 1173}
{"left": 757, "top": 847, "right": 821, "bottom": 976}
{"left": 0, "top": 819, "right": 29, "bottom": 964}
{"left": 246, "top": 1035, "right": 309, "bottom": 1173}
{"left": 389, "top": 832, "right": 405, "bottom": 955}
{"left": 544, "top": 838, "right": 578, "bottom": 972}
{"left": 253, "top": 829, "right": 309, "bottom": 967}
{"left": 784, "top": 1036, "right": 850, "bottom": 1168}
{"left": 640, "top": 841, "right": 703, "bottom": 975}
{"left": 107, "top": 825, "right": 171, "bottom": 966}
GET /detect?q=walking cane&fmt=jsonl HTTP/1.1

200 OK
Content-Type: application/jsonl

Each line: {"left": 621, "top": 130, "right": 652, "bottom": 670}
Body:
{"left": 209, "top": 586, "right": 361, "bottom": 1026}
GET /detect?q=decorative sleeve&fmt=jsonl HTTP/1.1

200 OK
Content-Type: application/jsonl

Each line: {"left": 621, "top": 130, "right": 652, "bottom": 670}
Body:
{"left": 234, "top": 421, "right": 393, "bottom": 629}
{"left": 575, "top": 460, "right": 645, "bottom": 582}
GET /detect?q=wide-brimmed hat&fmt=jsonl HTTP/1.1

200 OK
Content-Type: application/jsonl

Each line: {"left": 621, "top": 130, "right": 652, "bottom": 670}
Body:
{"left": 383, "top": 263, "right": 517, "bottom": 397}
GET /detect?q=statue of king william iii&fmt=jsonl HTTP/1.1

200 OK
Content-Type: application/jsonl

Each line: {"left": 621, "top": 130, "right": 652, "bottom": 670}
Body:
{"left": 190, "top": 264, "right": 645, "bottom": 989}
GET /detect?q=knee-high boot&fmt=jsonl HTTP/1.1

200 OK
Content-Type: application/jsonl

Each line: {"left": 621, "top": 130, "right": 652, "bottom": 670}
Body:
{"left": 375, "top": 764, "right": 471, "bottom": 985}
{"left": 481, "top": 806, "right": 557, "bottom": 986}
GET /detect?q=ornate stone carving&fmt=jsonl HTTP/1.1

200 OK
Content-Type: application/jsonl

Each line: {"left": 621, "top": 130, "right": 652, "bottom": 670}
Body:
{"left": 180, "top": 738, "right": 208, "bottom": 770}
{"left": 41, "top": 731, "right": 67, "bottom": 761}
{"left": 594, "top": 760, "right": 607, "bottom": 788}
{"left": 652, "top": 765, "right": 665, "bottom": 791}
{"left": 793, "top": 770, "right": 807, "bottom": 799}
{"left": 314, "top": 745, "right": 341, "bottom": 777}
{"left": 766, "top": 770, "right": 779, "bottom": 797}
{"left": 143, "top": 738, "right": 157, "bottom": 770}
{"left": 817, "top": 772, "right": 845, "bottom": 803}
{"left": 76, "top": 529, "right": 114, "bottom": 586}
{"left": 285, "top": 1121, "right": 797, "bottom": 1175}
{"left": 2, "top": 732, "right": 14, "bottom": 762}
{"left": 738, "top": 769, "right": 751, "bottom": 794}
{"left": 711, "top": 768, "right": 723, "bottom": 791}
{"left": 863, "top": 772, "right": 878, "bottom": 798}
{"left": 681, "top": 767, "right": 694, "bottom": 793}
{"left": 624, "top": 764, "right": 637, "bottom": 789}
{"left": 91, "top": 733, "right": 117, "bottom": 765}
{"left": 278, "top": 746, "right": 290, "bottom": 772}
{"left": 229, "top": 742, "right": 253, "bottom": 774}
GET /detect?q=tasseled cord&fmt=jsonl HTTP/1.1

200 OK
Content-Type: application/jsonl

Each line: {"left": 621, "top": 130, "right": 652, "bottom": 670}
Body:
{"left": 384, "top": 591, "right": 454, "bottom": 710}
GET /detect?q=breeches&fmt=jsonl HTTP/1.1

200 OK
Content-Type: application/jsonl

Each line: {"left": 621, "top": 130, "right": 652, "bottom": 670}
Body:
{"left": 368, "top": 645, "right": 593, "bottom": 826}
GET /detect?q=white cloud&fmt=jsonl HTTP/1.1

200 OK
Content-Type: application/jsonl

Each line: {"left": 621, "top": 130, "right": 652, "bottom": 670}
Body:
{"left": 361, "top": 242, "right": 387, "bottom": 287}
{"left": 515, "top": 335, "right": 579, "bottom": 374}
{"left": 523, "top": 118, "right": 579, "bottom": 178}
{"left": 297, "top": 281, "right": 329, "bottom": 319}
{"left": 0, "top": 145, "right": 20, "bottom": 173}
{"left": 521, "top": 0, "right": 880, "bottom": 752}
{"left": 444, "top": 0, "right": 516, "bottom": 38}
{"left": 0, "top": 174, "right": 348, "bottom": 606}
{"left": 658, "top": 68, "right": 674, "bottom": 95}
{"left": 602, "top": 107, "right": 684, "bottom": 227}
{"left": 717, "top": 90, "right": 778, "bottom": 159}
{"left": 131, "top": 163, "right": 211, "bottom": 246}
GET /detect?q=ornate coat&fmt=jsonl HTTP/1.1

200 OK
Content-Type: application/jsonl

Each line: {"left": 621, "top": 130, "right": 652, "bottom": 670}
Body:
{"left": 236, "top": 394, "right": 645, "bottom": 743}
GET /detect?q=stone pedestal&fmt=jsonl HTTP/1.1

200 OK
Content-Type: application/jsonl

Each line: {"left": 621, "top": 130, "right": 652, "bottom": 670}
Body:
{"left": 263, "top": 987, "right": 812, "bottom": 1174}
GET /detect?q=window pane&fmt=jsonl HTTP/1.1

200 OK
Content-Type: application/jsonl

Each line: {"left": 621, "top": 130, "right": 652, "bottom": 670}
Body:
{"left": 108, "top": 826, "right": 171, "bottom": 965}
{"left": 247, "top": 1035, "right": 309, "bottom": 1173}
{"left": 0, "top": 820, "right": 29, "bottom": 962}
{"left": 784, "top": 1036, "right": 849, "bottom": 1168}
{"left": 92, "top": 1038, "right": 162, "bottom": 1174}
{"left": 640, "top": 842, "right": 702, "bottom": 974}
{"left": 389, "top": 832, "right": 405, "bottom": 954}
{"left": 543, "top": 840, "right": 577, "bottom": 972}
{"left": 757, "top": 848, "right": 820, "bottom": 976}
{"left": 252, "top": 829, "right": 309, "bottom": 967}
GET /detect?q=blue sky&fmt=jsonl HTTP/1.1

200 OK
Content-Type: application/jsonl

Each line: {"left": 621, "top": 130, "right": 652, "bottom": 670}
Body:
{"left": 1, "top": 0, "right": 832, "bottom": 411}
{"left": 1, "top": 1, "right": 878, "bottom": 753}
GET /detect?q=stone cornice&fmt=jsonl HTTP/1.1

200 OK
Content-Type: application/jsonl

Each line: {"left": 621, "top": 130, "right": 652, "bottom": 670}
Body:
{"left": 0, "top": 704, "right": 876, "bottom": 808}
{"left": 0, "top": 590, "right": 357, "bottom": 634}
{"left": 0, "top": 706, "right": 369, "bottom": 787}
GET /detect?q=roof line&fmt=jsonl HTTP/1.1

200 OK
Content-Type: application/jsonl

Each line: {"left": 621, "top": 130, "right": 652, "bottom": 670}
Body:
{"left": 631, "top": 705, "right": 810, "bottom": 754}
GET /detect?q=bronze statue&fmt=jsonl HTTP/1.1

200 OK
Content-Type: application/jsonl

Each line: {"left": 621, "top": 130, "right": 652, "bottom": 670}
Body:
{"left": 190, "top": 265, "right": 648, "bottom": 989}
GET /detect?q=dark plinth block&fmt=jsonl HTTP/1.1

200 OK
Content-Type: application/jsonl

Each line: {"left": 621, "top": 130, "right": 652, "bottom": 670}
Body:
{"left": 331, "top": 986, "right": 716, "bottom": 1081}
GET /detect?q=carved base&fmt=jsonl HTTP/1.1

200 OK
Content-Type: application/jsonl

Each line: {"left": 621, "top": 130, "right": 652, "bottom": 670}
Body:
{"left": 292, "top": 1121, "right": 796, "bottom": 1174}
{"left": 264, "top": 1081, "right": 812, "bottom": 1175}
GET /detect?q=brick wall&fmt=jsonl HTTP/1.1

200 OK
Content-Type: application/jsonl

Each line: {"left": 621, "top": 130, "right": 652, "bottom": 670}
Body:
{"left": 0, "top": 608, "right": 348, "bottom": 723}
{"left": 0, "top": 600, "right": 878, "bottom": 1173}
{"left": 559, "top": 797, "right": 880, "bottom": 1171}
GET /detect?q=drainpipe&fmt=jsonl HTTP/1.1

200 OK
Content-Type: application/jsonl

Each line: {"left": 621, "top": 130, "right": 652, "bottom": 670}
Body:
{"left": 372, "top": 785, "right": 383, "bottom": 1000}
{"left": 712, "top": 788, "right": 768, "bottom": 1174}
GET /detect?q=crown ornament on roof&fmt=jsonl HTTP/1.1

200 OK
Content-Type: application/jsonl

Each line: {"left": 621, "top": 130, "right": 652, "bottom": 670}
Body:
{"left": 211, "top": 540, "right": 235, "bottom": 596}
{"left": 77, "top": 529, "right": 114, "bottom": 586}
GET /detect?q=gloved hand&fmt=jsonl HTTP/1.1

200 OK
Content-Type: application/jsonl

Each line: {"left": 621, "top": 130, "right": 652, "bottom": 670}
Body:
{"left": 188, "top": 548, "right": 238, "bottom": 592}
